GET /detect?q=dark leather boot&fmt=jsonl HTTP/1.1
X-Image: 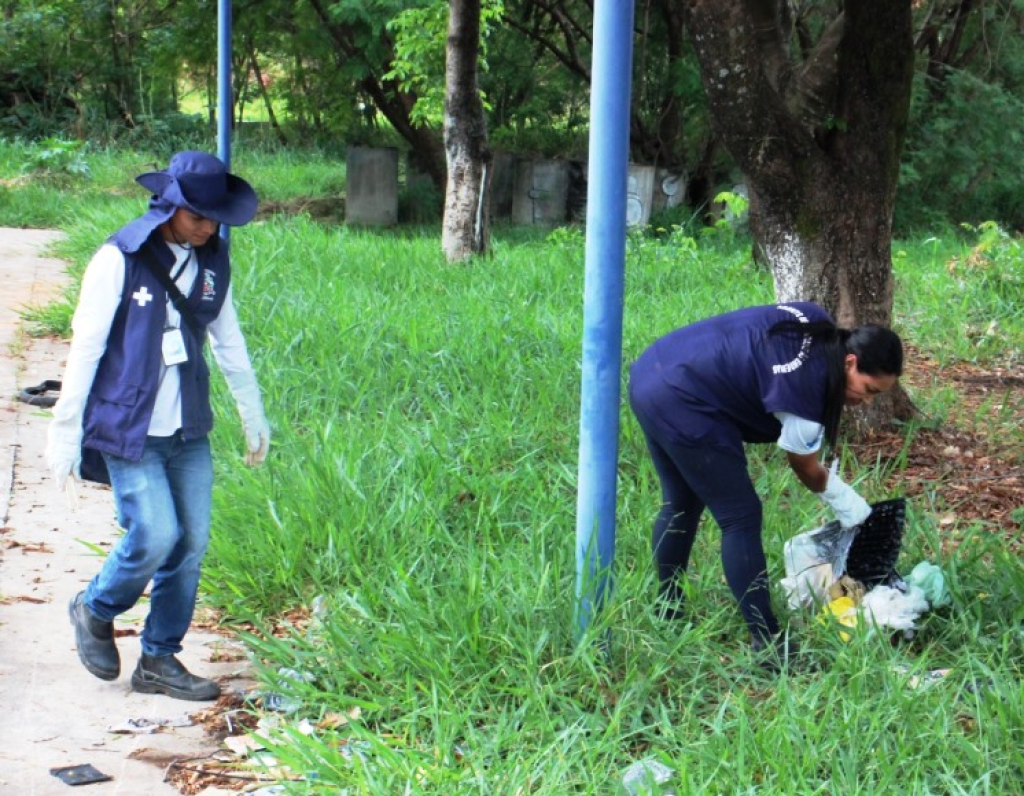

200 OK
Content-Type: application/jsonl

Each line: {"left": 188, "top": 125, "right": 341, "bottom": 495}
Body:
{"left": 68, "top": 591, "right": 120, "bottom": 681}
{"left": 131, "top": 653, "right": 221, "bottom": 701}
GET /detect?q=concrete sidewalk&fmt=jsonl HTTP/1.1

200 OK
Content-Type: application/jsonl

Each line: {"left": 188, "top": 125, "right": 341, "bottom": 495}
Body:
{"left": 0, "top": 228, "right": 252, "bottom": 795}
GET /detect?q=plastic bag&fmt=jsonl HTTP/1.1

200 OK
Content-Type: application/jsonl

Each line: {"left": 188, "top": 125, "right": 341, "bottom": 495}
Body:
{"left": 781, "top": 522, "right": 858, "bottom": 610}
{"left": 622, "top": 758, "right": 674, "bottom": 795}
{"left": 860, "top": 584, "right": 929, "bottom": 633}
{"left": 780, "top": 498, "right": 907, "bottom": 610}
{"left": 906, "top": 561, "right": 951, "bottom": 608}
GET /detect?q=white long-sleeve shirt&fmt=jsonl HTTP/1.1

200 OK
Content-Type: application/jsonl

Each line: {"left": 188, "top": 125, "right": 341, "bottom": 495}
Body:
{"left": 51, "top": 241, "right": 257, "bottom": 443}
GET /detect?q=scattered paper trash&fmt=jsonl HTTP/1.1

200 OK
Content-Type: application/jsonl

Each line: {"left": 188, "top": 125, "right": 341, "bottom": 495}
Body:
{"left": 828, "top": 575, "right": 867, "bottom": 603}
{"left": 337, "top": 739, "right": 372, "bottom": 763}
{"left": 49, "top": 763, "right": 112, "bottom": 786}
{"left": 317, "top": 706, "right": 361, "bottom": 729}
{"left": 780, "top": 522, "right": 856, "bottom": 609}
{"left": 262, "top": 667, "right": 315, "bottom": 713}
{"left": 781, "top": 499, "right": 907, "bottom": 610}
{"left": 311, "top": 594, "right": 329, "bottom": 616}
{"left": 106, "top": 715, "right": 193, "bottom": 734}
{"left": 893, "top": 665, "right": 952, "bottom": 690}
{"left": 224, "top": 734, "right": 266, "bottom": 757}
{"left": 622, "top": 758, "right": 675, "bottom": 795}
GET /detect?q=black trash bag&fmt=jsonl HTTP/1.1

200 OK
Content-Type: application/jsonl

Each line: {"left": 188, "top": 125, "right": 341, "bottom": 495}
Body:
{"left": 844, "top": 497, "right": 906, "bottom": 587}
{"left": 782, "top": 498, "right": 906, "bottom": 607}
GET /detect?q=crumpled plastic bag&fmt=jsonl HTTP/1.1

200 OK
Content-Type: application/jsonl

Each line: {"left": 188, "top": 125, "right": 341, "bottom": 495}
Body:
{"left": 820, "top": 584, "right": 931, "bottom": 640}
{"left": 780, "top": 522, "right": 858, "bottom": 610}
{"left": 905, "top": 561, "right": 951, "bottom": 608}
{"left": 859, "top": 584, "right": 930, "bottom": 633}
{"left": 781, "top": 498, "right": 906, "bottom": 610}
{"left": 622, "top": 758, "right": 675, "bottom": 795}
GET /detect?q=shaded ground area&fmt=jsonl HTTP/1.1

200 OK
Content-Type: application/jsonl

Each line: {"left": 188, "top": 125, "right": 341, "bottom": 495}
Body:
{"left": 860, "top": 349, "right": 1023, "bottom": 553}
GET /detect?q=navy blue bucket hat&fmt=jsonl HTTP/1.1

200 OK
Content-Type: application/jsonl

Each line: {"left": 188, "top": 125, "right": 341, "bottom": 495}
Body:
{"left": 136, "top": 151, "right": 258, "bottom": 227}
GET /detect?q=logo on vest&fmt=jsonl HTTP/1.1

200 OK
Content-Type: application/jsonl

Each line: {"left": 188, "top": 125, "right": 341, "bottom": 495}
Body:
{"left": 201, "top": 270, "right": 216, "bottom": 302}
{"left": 772, "top": 304, "right": 811, "bottom": 374}
{"left": 132, "top": 286, "right": 154, "bottom": 307}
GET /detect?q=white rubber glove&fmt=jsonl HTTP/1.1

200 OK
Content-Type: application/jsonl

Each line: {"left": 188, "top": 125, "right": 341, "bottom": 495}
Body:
{"left": 46, "top": 421, "right": 82, "bottom": 491}
{"left": 818, "top": 461, "right": 872, "bottom": 529}
{"left": 224, "top": 368, "right": 270, "bottom": 466}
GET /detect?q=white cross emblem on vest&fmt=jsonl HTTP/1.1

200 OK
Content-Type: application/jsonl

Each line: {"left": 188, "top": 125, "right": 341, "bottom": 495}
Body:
{"left": 132, "top": 286, "right": 153, "bottom": 307}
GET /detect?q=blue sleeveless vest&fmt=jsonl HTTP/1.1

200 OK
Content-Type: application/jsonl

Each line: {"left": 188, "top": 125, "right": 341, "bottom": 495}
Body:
{"left": 629, "top": 302, "right": 834, "bottom": 447}
{"left": 81, "top": 217, "right": 232, "bottom": 462}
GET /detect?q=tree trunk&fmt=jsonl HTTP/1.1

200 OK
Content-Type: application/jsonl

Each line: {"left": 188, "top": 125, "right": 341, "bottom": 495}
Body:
{"left": 246, "top": 37, "right": 288, "bottom": 146}
{"left": 442, "top": 0, "right": 492, "bottom": 262}
{"left": 685, "top": 0, "right": 916, "bottom": 427}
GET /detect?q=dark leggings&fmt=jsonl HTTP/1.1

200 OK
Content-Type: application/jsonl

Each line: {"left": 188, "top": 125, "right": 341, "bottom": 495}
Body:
{"left": 637, "top": 423, "right": 779, "bottom": 642}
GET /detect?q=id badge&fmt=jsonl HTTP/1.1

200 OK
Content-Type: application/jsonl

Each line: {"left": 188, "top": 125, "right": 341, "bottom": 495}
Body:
{"left": 162, "top": 328, "right": 189, "bottom": 366}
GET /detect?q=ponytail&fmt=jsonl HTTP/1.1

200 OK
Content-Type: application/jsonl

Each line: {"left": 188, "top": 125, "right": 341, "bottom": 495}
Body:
{"left": 770, "top": 318, "right": 903, "bottom": 450}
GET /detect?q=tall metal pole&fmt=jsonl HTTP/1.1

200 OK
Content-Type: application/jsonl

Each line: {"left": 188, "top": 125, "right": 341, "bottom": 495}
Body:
{"left": 574, "top": 0, "right": 635, "bottom": 641}
{"left": 217, "top": 0, "right": 232, "bottom": 241}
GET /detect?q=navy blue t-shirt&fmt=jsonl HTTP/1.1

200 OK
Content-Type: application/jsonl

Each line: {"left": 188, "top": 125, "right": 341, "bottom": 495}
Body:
{"left": 629, "top": 302, "right": 834, "bottom": 447}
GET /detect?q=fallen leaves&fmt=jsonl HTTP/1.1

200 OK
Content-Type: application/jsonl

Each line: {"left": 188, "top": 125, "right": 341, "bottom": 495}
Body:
{"left": 0, "top": 594, "right": 48, "bottom": 605}
{"left": 3, "top": 540, "right": 53, "bottom": 553}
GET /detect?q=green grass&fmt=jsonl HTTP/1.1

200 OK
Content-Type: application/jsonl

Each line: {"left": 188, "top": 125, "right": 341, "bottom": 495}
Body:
{"left": 4, "top": 142, "right": 1021, "bottom": 793}
{"left": 0, "top": 138, "right": 347, "bottom": 230}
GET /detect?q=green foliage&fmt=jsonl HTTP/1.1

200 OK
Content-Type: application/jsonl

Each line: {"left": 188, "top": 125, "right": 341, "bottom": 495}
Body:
{"left": 0, "top": 3, "right": 81, "bottom": 136}
{"left": 893, "top": 222, "right": 1023, "bottom": 367}
{"left": 386, "top": 0, "right": 505, "bottom": 127}
{"left": 398, "top": 173, "right": 443, "bottom": 223}
{"left": 118, "top": 112, "right": 211, "bottom": 156}
{"left": 705, "top": 189, "right": 750, "bottom": 238}
{"left": 385, "top": 2, "right": 450, "bottom": 127}
{"left": 176, "top": 204, "right": 1015, "bottom": 790}
{"left": 2, "top": 0, "right": 1023, "bottom": 243}
{"left": 897, "top": 68, "right": 1024, "bottom": 233}
{"left": 0, "top": 138, "right": 141, "bottom": 227}
{"left": 24, "top": 138, "right": 91, "bottom": 182}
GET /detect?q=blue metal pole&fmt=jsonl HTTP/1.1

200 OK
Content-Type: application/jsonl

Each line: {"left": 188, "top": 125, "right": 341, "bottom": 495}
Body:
{"left": 574, "top": 0, "right": 635, "bottom": 641}
{"left": 217, "top": 0, "right": 232, "bottom": 241}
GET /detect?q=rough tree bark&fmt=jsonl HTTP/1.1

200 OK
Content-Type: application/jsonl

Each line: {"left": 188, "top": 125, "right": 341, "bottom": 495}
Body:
{"left": 685, "top": 0, "right": 917, "bottom": 427}
{"left": 442, "top": 0, "right": 492, "bottom": 262}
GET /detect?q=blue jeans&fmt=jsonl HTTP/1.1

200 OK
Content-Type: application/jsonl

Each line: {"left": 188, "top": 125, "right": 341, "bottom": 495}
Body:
{"left": 85, "top": 434, "right": 213, "bottom": 657}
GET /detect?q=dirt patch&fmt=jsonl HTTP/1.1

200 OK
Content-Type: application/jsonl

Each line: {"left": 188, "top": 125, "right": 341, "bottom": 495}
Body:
{"left": 857, "top": 350, "right": 1024, "bottom": 553}
{"left": 257, "top": 196, "right": 344, "bottom": 222}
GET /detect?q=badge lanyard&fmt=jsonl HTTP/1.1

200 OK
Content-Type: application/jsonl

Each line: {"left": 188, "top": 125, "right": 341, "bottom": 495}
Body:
{"left": 161, "top": 248, "right": 193, "bottom": 367}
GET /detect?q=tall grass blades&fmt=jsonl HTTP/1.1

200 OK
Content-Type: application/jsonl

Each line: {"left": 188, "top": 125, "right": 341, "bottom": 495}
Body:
{"left": 5, "top": 143, "right": 1021, "bottom": 793}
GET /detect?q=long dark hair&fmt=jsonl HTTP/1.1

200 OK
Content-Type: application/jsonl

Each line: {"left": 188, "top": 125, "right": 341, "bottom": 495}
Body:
{"left": 770, "top": 319, "right": 903, "bottom": 449}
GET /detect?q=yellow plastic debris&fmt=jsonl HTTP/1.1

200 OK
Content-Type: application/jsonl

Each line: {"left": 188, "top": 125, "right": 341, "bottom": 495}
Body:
{"left": 820, "top": 596, "right": 858, "bottom": 642}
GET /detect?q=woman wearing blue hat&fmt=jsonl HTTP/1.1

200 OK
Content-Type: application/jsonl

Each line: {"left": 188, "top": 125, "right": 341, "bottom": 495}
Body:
{"left": 46, "top": 151, "right": 270, "bottom": 700}
{"left": 629, "top": 302, "right": 903, "bottom": 663}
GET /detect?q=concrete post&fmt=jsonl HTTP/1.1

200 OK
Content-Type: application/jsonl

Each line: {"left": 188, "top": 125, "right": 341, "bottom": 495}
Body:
{"left": 512, "top": 158, "right": 570, "bottom": 225}
{"left": 346, "top": 147, "right": 399, "bottom": 226}
{"left": 626, "top": 163, "right": 656, "bottom": 227}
